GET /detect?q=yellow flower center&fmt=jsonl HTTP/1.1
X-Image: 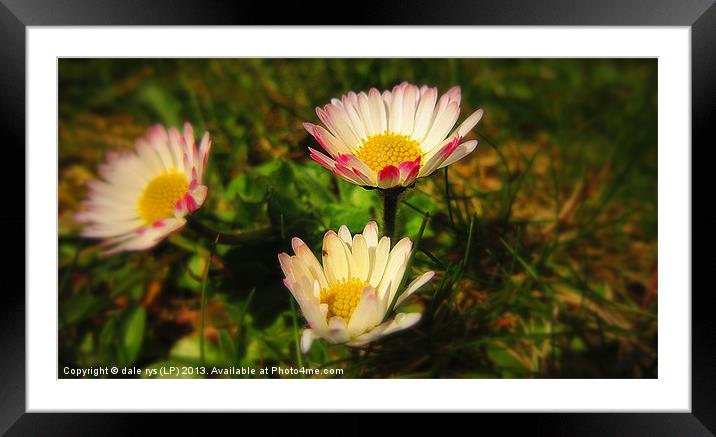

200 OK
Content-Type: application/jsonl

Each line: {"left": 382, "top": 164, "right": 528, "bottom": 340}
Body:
{"left": 355, "top": 132, "right": 421, "bottom": 173}
{"left": 137, "top": 171, "right": 188, "bottom": 224}
{"left": 320, "top": 277, "right": 368, "bottom": 321}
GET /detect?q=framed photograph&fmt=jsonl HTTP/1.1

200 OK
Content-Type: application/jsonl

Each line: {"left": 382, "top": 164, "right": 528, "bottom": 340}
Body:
{"left": 3, "top": 0, "right": 710, "bottom": 433}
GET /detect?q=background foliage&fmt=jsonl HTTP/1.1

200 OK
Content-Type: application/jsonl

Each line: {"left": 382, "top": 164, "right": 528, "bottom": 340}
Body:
{"left": 59, "top": 58, "right": 657, "bottom": 378}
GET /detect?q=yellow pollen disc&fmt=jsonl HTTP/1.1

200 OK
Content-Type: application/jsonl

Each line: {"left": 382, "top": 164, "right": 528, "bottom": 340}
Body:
{"left": 355, "top": 132, "right": 421, "bottom": 173}
{"left": 137, "top": 171, "right": 189, "bottom": 224}
{"left": 320, "top": 278, "right": 368, "bottom": 321}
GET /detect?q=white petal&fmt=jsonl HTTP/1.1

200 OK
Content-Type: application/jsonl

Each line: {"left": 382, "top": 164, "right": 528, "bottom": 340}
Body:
{"left": 338, "top": 225, "right": 352, "bottom": 247}
{"left": 322, "top": 231, "right": 350, "bottom": 283}
{"left": 278, "top": 252, "right": 296, "bottom": 283}
{"left": 326, "top": 317, "right": 351, "bottom": 343}
{"left": 286, "top": 278, "right": 327, "bottom": 332}
{"left": 301, "top": 329, "right": 316, "bottom": 353}
{"left": 347, "top": 312, "right": 422, "bottom": 346}
{"left": 356, "top": 92, "right": 376, "bottom": 136}
{"left": 197, "top": 131, "right": 212, "bottom": 182}
{"left": 436, "top": 140, "right": 479, "bottom": 169}
{"left": 102, "top": 217, "right": 186, "bottom": 255}
{"left": 377, "top": 237, "right": 413, "bottom": 305}
{"left": 347, "top": 286, "right": 381, "bottom": 337}
{"left": 368, "top": 236, "right": 391, "bottom": 287}
{"left": 369, "top": 88, "right": 388, "bottom": 133}
{"left": 351, "top": 234, "right": 370, "bottom": 282}
{"left": 396, "top": 271, "right": 435, "bottom": 306}
{"left": 420, "top": 102, "right": 460, "bottom": 153}
{"left": 292, "top": 238, "right": 329, "bottom": 290}
{"left": 136, "top": 141, "right": 164, "bottom": 175}
{"left": 167, "top": 127, "right": 186, "bottom": 173}
{"left": 342, "top": 95, "right": 367, "bottom": 140}
{"left": 412, "top": 87, "right": 438, "bottom": 142}
{"left": 401, "top": 84, "right": 418, "bottom": 135}
{"left": 362, "top": 221, "right": 379, "bottom": 249}
{"left": 452, "top": 108, "right": 484, "bottom": 138}
{"left": 381, "top": 260, "right": 408, "bottom": 311}
{"left": 325, "top": 105, "right": 361, "bottom": 152}
{"left": 388, "top": 85, "right": 404, "bottom": 133}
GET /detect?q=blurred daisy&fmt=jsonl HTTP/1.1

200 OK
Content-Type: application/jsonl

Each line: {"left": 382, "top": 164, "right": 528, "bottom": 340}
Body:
{"left": 279, "top": 221, "right": 435, "bottom": 352}
{"left": 303, "top": 81, "right": 483, "bottom": 189}
{"left": 76, "top": 122, "right": 211, "bottom": 254}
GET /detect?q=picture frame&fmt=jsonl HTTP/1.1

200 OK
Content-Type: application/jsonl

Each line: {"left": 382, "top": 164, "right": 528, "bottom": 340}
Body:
{"left": 2, "top": 0, "right": 709, "bottom": 433}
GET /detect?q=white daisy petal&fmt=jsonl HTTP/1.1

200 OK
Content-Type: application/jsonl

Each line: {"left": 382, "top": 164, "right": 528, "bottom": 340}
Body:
{"left": 338, "top": 224, "right": 352, "bottom": 247}
{"left": 356, "top": 92, "right": 376, "bottom": 136}
{"left": 326, "top": 317, "right": 351, "bottom": 343}
{"left": 437, "top": 140, "right": 479, "bottom": 169}
{"left": 347, "top": 286, "right": 381, "bottom": 337}
{"left": 396, "top": 271, "right": 436, "bottom": 306}
{"left": 102, "top": 217, "right": 186, "bottom": 256}
{"left": 401, "top": 84, "right": 418, "bottom": 135}
{"left": 362, "top": 221, "right": 379, "bottom": 249}
{"left": 420, "top": 102, "right": 460, "bottom": 153}
{"left": 301, "top": 329, "right": 316, "bottom": 353}
{"left": 369, "top": 236, "right": 391, "bottom": 287}
{"left": 348, "top": 312, "right": 422, "bottom": 346}
{"left": 323, "top": 231, "right": 350, "bottom": 282}
{"left": 388, "top": 85, "right": 404, "bottom": 133}
{"left": 292, "top": 237, "right": 329, "bottom": 290}
{"left": 351, "top": 234, "right": 370, "bottom": 282}
{"left": 369, "top": 88, "right": 388, "bottom": 132}
{"left": 342, "top": 95, "right": 367, "bottom": 140}
{"left": 412, "top": 87, "right": 438, "bottom": 142}
{"left": 452, "top": 108, "right": 484, "bottom": 138}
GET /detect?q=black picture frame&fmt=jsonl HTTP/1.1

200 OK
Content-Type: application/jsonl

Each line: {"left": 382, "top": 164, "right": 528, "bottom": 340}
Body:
{"left": 1, "top": 0, "right": 710, "bottom": 434}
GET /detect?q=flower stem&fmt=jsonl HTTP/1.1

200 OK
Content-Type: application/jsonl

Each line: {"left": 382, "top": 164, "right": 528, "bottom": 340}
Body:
{"left": 381, "top": 187, "right": 405, "bottom": 241}
{"left": 198, "top": 250, "right": 212, "bottom": 366}
{"left": 289, "top": 297, "right": 304, "bottom": 372}
{"left": 444, "top": 168, "right": 455, "bottom": 226}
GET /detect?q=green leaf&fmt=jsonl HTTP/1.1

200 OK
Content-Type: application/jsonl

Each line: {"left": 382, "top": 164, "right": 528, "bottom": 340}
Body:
{"left": 218, "top": 329, "right": 238, "bottom": 363}
{"left": 322, "top": 204, "right": 373, "bottom": 232}
{"left": 170, "top": 336, "right": 222, "bottom": 365}
{"left": 60, "top": 294, "right": 99, "bottom": 327}
{"left": 137, "top": 82, "right": 181, "bottom": 125}
{"left": 226, "top": 173, "right": 270, "bottom": 203}
{"left": 487, "top": 346, "right": 527, "bottom": 377}
{"left": 122, "top": 307, "right": 146, "bottom": 365}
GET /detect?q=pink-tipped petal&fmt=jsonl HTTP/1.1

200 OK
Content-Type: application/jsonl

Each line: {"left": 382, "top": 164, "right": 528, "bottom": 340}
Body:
{"left": 398, "top": 155, "right": 421, "bottom": 174}
{"left": 198, "top": 132, "right": 211, "bottom": 182}
{"left": 304, "top": 122, "right": 338, "bottom": 157}
{"left": 187, "top": 184, "right": 208, "bottom": 212}
{"left": 182, "top": 122, "right": 195, "bottom": 150}
{"left": 332, "top": 163, "right": 366, "bottom": 186}
{"left": 402, "top": 164, "right": 421, "bottom": 186}
{"left": 174, "top": 196, "right": 188, "bottom": 216}
{"left": 398, "top": 156, "right": 421, "bottom": 186}
{"left": 437, "top": 140, "right": 479, "bottom": 169}
{"left": 420, "top": 135, "right": 463, "bottom": 176}
{"left": 308, "top": 147, "right": 337, "bottom": 171}
{"left": 147, "top": 124, "right": 168, "bottom": 147}
{"left": 377, "top": 165, "right": 401, "bottom": 189}
{"left": 440, "top": 135, "right": 462, "bottom": 159}
{"left": 291, "top": 237, "right": 307, "bottom": 253}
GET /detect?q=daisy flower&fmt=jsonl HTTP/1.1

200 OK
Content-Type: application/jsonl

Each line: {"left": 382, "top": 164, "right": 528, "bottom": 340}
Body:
{"left": 303, "top": 81, "right": 484, "bottom": 189}
{"left": 76, "top": 122, "right": 211, "bottom": 254}
{"left": 279, "top": 221, "right": 435, "bottom": 352}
